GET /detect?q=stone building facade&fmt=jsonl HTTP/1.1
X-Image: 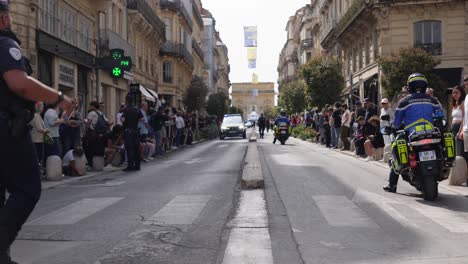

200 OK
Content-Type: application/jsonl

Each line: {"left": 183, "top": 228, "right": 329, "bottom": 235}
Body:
{"left": 321, "top": 0, "right": 468, "bottom": 106}
{"left": 279, "top": 0, "right": 468, "bottom": 109}
{"left": 9, "top": 0, "right": 229, "bottom": 121}
{"left": 231, "top": 82, "right": 276, "bottom": 120}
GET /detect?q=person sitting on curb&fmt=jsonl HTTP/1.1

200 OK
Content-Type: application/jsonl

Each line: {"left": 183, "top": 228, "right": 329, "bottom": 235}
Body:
{"left": 364, "top": 116, "right": 385, "bottom": 161}
{"left": 62, "top": 147, "right": 86, "bottom": 176}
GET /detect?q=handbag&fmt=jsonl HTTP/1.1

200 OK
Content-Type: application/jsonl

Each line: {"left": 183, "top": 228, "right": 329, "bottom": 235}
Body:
{"left": 44, "top": 133, "right": 53, "bottom": 145}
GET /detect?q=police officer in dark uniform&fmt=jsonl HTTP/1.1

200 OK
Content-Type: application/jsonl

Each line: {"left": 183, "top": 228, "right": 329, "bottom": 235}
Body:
{"left": 121, "top": 95, "right": 143, "bottom": 171}
{"left": 0, "top": 2, "right": 74, "bottom": 263}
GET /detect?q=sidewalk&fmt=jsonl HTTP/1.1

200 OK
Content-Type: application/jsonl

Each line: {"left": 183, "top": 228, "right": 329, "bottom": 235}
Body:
{"left": 290, "top": 136, "right": 468, "bottom": 196}
{"left": 41, "top": 139, "right": 207, "bottom": 190}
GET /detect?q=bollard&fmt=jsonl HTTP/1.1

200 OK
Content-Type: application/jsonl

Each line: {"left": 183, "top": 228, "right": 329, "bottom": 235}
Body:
{"left": 350, "top": 140, "right": 355, "bottom": 152}
{"left": 448, "top": 156, "right": 467, "bottom": 186}
{"left": 74, "top": 155, "right": 87, "bottom": 176}
{"left": 46, "top": 155, "right": 63, "bottom": 181}
{"left": 92, "top": 156, "right": 105, "bottom": 171}
{"left": 383, "top": 144, "right": 392, "bottom": 163}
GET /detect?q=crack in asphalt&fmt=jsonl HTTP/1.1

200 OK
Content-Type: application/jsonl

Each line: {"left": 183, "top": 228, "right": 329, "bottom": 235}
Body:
{"left": 157, "top": 231, "right": 217, "bottom": 251}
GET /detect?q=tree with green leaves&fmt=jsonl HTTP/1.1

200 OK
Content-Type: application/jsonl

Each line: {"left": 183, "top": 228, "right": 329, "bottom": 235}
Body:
{"left": 206, "top": 92, "right": 229, "bottom": 117}
{"left": 278, "top": 80, "right": 307, "bottom": 114}
{"left": 183, "top": 76, "right": 209, "bottom": 112}
{"left": 300, "top": 56, "right": 344, "bottom": 109}
{"left": 227, "top": 106, "right": 243, "bottom": 115}
{"left": 263, "top": 106, "right": 280, "bottom": 120}
{"left": 378, "top": 48, "right": 444, "bottom": 101}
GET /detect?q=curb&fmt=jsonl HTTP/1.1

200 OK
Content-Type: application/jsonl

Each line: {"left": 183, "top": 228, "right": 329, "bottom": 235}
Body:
{"left": 41, "top": 139, "right": 209, "bottom": 190}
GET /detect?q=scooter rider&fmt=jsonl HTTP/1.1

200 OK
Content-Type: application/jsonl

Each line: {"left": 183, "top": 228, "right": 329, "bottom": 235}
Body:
{"left": 273, "top": 109, "right": 290, "bottom": 144}
{"left": 383, "top": 73, "right": 442, "bottom": 193}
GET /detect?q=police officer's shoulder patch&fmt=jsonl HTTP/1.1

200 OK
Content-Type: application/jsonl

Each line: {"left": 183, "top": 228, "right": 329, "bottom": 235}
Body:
{"left": 9, "top": 47, "right": 21, "bottom": 61}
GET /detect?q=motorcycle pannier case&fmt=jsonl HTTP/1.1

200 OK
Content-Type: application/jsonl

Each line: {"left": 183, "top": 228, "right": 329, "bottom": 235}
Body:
{"left": 392, "top": 133, "right": 409, "bottom": 172}
{"left": 443, "top": 133, "right": 455, "bottom": 164}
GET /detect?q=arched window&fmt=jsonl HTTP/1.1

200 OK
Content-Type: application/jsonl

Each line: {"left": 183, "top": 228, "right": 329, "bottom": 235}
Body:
{"left": 414, "top": 20, "right": 442, "bottom": 55}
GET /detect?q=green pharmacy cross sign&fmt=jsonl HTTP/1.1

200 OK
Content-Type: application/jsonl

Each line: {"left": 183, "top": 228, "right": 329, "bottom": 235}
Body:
{"left": 99, "top": 49, "right": 132, "bottom": 79}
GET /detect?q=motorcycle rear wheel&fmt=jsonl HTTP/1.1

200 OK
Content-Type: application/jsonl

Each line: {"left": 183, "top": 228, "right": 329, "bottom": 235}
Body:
{"left": 422, "top": 175, "right": 438, "bottom": 201}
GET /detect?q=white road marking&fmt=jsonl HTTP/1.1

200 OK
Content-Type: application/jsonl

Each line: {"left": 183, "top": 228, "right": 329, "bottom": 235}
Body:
{"left": 184, "top": 158, "right": 204, "bottom": 164}
{"left": 313, "top": 195, "right": 379, "bottom": 228}
{"left": 222, "top": 190, "right": 273, "bottom": 264}
{"left": 217, "top": 144, "right": 229, "bottom": 148}
{"left": 410, "top": 202, "right": 468, "bottom": 233}
{"left": 352, "top": 189, "right": 419, "bottom": 229}
{"left": 58, "top": 181, "right": 126, "bottom": 188}
{"left": 26, "top": 197, "right": 123, "bottom": 226}
{"left": 145, "top": 195, "right": 211, "bottom": 225}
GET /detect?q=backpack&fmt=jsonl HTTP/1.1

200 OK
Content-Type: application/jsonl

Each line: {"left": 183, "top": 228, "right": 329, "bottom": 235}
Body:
{"left": 94, "top": 111, "right": 110, "bottom": 135}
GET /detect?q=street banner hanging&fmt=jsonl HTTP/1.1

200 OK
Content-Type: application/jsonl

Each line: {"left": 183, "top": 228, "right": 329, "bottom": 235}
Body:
{"left": 244, "top": 26, "right": 257, "bottom": 47}
{"left": 252, "top": 73, "right": 259, "bottom": 84}
{"left": 248, "top": 60, "right": 256, "bottom": 69}
{"left": 247, "top": 47, "right": 257, "bottom": 60}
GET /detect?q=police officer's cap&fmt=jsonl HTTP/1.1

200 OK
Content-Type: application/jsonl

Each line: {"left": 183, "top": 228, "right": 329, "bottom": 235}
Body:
{"left": 0, "top": 0, "right": 9, "bottom": 11}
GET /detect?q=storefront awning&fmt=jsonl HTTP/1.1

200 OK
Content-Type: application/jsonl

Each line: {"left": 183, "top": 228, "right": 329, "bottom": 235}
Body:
{"left": 144, "top": 87, "right": 158, "bottom": 100}
{"left": 139, "top": 85, "right": 155, "bottom": 102}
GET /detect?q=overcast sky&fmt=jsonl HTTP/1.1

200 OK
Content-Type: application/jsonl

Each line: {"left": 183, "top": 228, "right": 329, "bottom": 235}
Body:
{"left": 202, "top": 0, "right": 310, "bottom": 86}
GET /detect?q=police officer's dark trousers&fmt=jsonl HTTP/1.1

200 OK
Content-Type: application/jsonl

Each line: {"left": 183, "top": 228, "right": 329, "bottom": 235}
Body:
{"left": 388, "top": 169, "right": 400, "bottom": 186}
{"left": 124, "top": 129, "right": 141, "bottom": 169}
{"left": 0, "top": 117, "right": 41, "bottom": 259}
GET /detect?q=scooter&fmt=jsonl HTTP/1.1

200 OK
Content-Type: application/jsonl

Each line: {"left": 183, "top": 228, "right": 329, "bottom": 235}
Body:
{"left": 383, "top": 111, "right": 455, "bottom": 201}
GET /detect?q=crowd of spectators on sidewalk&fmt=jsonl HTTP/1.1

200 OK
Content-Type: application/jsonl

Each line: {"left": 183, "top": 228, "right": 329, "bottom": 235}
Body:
{"left": 30, "top": 95, "right": 212, "bottom": 179}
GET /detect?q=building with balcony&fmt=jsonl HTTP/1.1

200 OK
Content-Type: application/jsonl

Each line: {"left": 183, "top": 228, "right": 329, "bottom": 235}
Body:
{"left": 298, "top": 2, "right": 321, "bottom": 66}
{"left": 12, "top": 0, "right": 101, "bottom": 118}
{"left": 277, "top": 14, "right": 301, "bottom": 91}
{"left": 159, "top": 0, "right": 195, "bottom": 108}
{"left": 202, "top": 9, "right": 216, "bottom": 95}
{"left": 215, "top": 36, "right": 230, "bottom": 95}
{"left": 320, "top": 0, "right": 468, "bottom": 107}
{"left": 192, "top": 0, "right": 205, "bottom": 77}
{"left": 231, "top": 82, "right": 276, "bottom": 121}
{"left": 126, "top": 0, "right": 166, "bottom": 112}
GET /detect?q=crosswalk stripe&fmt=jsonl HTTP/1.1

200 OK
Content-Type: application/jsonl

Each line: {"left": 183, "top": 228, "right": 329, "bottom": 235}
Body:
{"left": 352, "top": 189, "right": 419, "bottom": 229}
{"left": 26, "top": 197, "right": 123, "bottom": 226}
{"left": 313, "top": 195, "right": 380, "bottom": 228}
{"left": 145, "top": 195, "right": 211, "bottom": 225}
{"left": 410, "top": 202, "right": 468, "bottom": 233}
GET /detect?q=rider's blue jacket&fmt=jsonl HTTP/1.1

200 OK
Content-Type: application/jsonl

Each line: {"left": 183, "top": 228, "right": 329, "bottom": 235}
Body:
{"left": 393, "top": 92, "right": 442, "bottom": 133}
{"left": 274, "top": 115, "right": 290, "bottom": 126}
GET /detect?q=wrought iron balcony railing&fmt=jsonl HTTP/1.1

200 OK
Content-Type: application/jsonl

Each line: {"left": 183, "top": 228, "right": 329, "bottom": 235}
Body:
{"left": 99, "top": 29, "right": 136, "bottom": 62}
{"left": 128, "top": 0, "right": 165, "bottom": 38}
{"left": 160, "top": 0, "right": 193, "bottom": 32}
{"left": 160, "top": 41, "right": 194, "bottom": 68}
{"left": 335, "top": 0, "right": 368, "bottom": 39}
{"left": 192, "top": 38, "right": 204, "bottom": 60}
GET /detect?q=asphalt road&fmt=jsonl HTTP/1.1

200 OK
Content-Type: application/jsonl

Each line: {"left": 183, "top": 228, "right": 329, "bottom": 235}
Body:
{"left": 259, "top": 131, "right": 468, "bottom": 264}
{"left": 12, "top": 138, "right": 248, "bottom": 264}
{"left": 12, "top": 129, "right": 468, "bottom": 264}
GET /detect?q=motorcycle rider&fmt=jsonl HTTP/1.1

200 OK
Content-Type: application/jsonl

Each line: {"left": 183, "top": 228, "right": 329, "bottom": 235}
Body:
{"left": 273, "top": 109, "right": 290, "bottom": 144}
{"left": 383, "top": 73, "right": 442, "bottom": 193}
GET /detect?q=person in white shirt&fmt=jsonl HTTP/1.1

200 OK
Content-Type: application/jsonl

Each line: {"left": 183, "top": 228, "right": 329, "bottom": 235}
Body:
{"left": 30, "top": 102, "right": 48, "bottom": 164}
{"left": 175, "top": 112, "right": 185, "bottom": 147}
{"left": 62, "top": 147, "right": 85, "bottom": 176}
{"left": 44, "top": 105, "right": 65, "bottom": 157}
{"left": 340, "top": 104, "right": 352, "bottom": 150}
{"left": 380, "top": 98, "right": 394, "bottom": 145}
